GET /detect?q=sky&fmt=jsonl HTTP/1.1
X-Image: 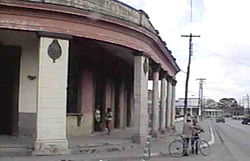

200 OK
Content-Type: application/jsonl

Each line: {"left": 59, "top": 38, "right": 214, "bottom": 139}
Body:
{"left": 119, "top": 0, "right": 250, "bottom": 104}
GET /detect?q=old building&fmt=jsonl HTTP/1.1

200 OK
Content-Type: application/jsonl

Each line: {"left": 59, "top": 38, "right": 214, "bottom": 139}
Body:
{"left": 176, "top": 98, "right": 200, "bottom": 116}
{"left": 0, "top": 0, "right": 180, "bottom": 155}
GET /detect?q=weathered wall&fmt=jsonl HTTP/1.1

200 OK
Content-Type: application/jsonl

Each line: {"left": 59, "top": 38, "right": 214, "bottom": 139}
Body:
{"left": 0, "top": 2, "right": 179, "bottom": 75}
{"left": 19, "top": 0, "right": 155, "bottom": 33}
{"left": 79, "top": 68, "right": 94, "bottom": 135}
{"left": 66, "top": 115, "right": 85, "bottom": 136}
{"left": 0, "top": 30, "right": 39, "bottom": 136}
{"left": 0, "top": 30, "right": 39, "bottom": 113}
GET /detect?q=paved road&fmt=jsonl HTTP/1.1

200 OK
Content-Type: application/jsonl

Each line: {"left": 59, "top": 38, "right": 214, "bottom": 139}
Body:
{"left": 2, "top": 119, "right": 250, "bottom": 161}
{"left": 213, "top": 119, "right": 250, "bottom": 161}
{"left": 131, "top": 118, "right": 250, "bottom": 161}
{"left": 100, "top": 119, "right": 250, "bottom": 161}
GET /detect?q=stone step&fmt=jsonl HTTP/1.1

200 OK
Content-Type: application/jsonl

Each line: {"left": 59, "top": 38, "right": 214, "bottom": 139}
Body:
{"left": 0, "top": 147, "right": 32, "bottom": 156}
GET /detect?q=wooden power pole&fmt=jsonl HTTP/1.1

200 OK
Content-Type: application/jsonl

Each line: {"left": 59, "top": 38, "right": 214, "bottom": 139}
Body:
{"left": 182, "top": 33, "right": 200, "bottom": 120}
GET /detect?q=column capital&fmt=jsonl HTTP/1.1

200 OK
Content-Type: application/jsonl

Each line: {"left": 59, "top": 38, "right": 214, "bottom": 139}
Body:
{"left": 167, "top": 75, "right": 173, "bottom": 82}
{"left": 160, "top": 71, "right": 169, "bottom": 79}
{"left": 132, "top": 51, "right": 150, "bottom": 58}
{"left": 151, "top": 63, "right": 161, "bottom": 73}
{"left": 172, "top": 79, "right": 177, "bottom": 86}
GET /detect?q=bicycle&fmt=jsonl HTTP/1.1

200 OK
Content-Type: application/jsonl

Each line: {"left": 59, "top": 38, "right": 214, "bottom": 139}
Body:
{"left": 168, "top": 134, "right": 210, "bottom": 157}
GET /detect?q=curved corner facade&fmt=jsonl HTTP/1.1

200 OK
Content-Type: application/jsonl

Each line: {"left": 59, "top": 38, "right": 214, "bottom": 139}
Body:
{"left": 0, "top": 0, "right": 180, "bottom": 155}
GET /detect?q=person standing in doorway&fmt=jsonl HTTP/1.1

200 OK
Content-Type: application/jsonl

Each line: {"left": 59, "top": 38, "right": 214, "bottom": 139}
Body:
{"left": 94, "top": 106, "right": 101, "bottom": 131}
{"left": 105, "top": 108, "right": 113, "bottom": 135}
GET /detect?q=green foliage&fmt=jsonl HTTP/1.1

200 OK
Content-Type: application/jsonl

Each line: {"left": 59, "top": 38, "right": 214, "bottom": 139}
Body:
{"left": 218, "top": 98, "right": 238, "bottom": 108}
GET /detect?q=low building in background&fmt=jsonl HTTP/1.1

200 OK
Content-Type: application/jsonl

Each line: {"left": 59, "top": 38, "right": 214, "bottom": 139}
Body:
{"left": 204, "top": 108, "right": 224, "bottom": 117}
{"left": 176, "top": 98, "right": 200, "bottom": 117}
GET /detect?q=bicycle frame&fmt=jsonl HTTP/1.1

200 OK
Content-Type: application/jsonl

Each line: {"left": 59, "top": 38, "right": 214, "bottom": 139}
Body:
{"left": 169, "top": 134, "right": 210, "bottom": 157}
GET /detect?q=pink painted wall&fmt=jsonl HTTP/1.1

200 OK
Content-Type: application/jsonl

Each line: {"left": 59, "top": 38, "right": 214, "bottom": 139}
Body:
{"left": 80, "top": 67, "right": 94, "bottom": 134}
{"left": 80, "top": 68, "right": 94, "bottom": 113}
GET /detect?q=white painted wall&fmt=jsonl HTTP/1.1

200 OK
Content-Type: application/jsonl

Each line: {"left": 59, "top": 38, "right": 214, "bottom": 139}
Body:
{"left": 0, "top": 30, "right": 39, "bottom": 113}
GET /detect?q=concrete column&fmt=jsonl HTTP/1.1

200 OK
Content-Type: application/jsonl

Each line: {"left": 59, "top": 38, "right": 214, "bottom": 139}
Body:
{"left": 118, "top": 80, "right": 126, "bottom": 128}
{"left": 34, "top": 37, "right": 69, "bottom": 155}
{"left": 110, "top": 80, "right": 116, "bottom": 128}
{"left": 166, "top": 76, "right": 172, "bottom": 130}
{"left": 132, "top": 53, "right": 149, "bottom": 144}
{"left": 124, "top": 84, "right": 128, "bottom": 127}
{"left": 151, "top": 63, "right": 160, "bottom": 137}
{"left": 170, "top": 80, "right": 177, "bottom": 130}
{"left": 129, "top": 85, "right": 134, "bottom": 127}
{"left": 105, "top": 78, "right": 112, "bottom": 109}
{"left": 80, "top": 68, "right": 94, "bottom": 135}
{"left": 159, "top": 71, "right": 167, "bottom": 134}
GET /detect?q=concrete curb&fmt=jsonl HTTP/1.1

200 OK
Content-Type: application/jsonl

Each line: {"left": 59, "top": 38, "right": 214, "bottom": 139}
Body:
{"left": 146, "top": 119, "right": 215, "bottom": 158}
{"left": 208, "top": 120, "right": 215, "bottom": 145}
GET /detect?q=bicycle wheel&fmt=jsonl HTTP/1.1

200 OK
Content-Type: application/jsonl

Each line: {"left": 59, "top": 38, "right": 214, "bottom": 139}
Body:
{"left": 168, "top": 140, "right": 184, "bottom": 157}
{"left": 199, "top": 140, "right": 210, "bottom": 156}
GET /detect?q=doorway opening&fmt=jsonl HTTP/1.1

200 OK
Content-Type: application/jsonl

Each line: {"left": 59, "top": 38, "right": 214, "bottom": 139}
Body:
{"left": 0, "top": 45, "right": 20, "bottom": 135}
{"left": 94, "top": 74, "right": 105, "bottom": 131}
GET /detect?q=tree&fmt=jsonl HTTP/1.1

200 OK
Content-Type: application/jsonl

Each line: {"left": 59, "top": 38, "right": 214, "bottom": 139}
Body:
{"left": 218, "top": 98, "right": 238, "bottom": 109}
{"left": 205, "top": 98, "right": 217, "bottom": 108}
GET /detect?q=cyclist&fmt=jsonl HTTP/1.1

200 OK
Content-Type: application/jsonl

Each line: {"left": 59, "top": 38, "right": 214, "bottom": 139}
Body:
{"left": 191, "top": 118, "right": 204, "bottom": 154}
{"left": 182, "top": 116, "right": 193, "bottom": 156}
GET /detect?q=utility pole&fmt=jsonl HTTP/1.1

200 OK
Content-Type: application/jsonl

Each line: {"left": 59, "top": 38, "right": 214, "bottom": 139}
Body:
{"left": 182, "top": 34, "right": 200, "bottom": 121}
{"left": 242, "top": 96, "right": 245, "bottom": 108}
{"left": 247, "top": 94, "right": 249, "bottom": 117}
{"left": 182, "top": 0, "right": 200, "bottom": 121}
{"left": 247, "top": 94, "right": 249, "bottom": 109}
{"left": 197, "top": 78, "right": 206, "bottom": 120}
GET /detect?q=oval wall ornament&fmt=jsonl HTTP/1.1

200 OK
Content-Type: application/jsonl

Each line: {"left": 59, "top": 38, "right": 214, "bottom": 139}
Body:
{"left": 48, "top": 39, "right": 62, "bottom": 63}
{"left": 143, "top": 58, "right": 148, "bottom": 75}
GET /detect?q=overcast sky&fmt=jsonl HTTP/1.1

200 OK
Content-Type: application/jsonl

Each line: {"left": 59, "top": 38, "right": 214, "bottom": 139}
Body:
{"left": 120, "top": 0, "right": 250, "bottom": 103}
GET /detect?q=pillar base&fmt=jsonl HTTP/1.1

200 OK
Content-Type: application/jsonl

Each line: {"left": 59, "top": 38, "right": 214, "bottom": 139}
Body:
{"left": 132, "top": 134, "right": 147, "bottom": 144}
{"left": 33, "top": 139, "right": 69, "bottom": 155}
{"left": 150, "top": 130, "right": 159, "bottom": 138}
{"left": 171, "top": 126, "right": 176, "bottom": 132}
{"left": 160, "top": 129, "right": 166, "bottom": 134}
{"left": 166, "top": 128, "right": 171, "bottom": 132}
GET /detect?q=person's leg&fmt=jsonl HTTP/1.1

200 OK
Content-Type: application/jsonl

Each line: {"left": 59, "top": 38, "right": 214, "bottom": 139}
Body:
{"left": 191, "top": 137, "right": 195, "bottom": 153}
{"left": 106, "top": 121, "right": 109, "bottom": 134}
{"left": 107, "top": 121, "right": 111, "bottom": 134}
{"left": 195, "top": 136, "right": 199, "bottom": 154}
{"left": 183, "top": 138, "right": 189, "bottom": 156}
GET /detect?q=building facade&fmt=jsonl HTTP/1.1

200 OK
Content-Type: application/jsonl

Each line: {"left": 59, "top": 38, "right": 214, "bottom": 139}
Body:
{"left": 0, "top": 0, "right": 180, "bottom": 155}
{"left": 176, "top": 98, "right": 200, "bottom": 117}
{"left": 204, "top": 109, "right": 224, "bottom": 117}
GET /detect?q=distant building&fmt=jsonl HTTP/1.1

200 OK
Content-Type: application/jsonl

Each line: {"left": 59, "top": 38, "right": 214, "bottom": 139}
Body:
{"left": 176, "top": 98, "right": 200, "bottom": 116}
{"left": 204, "top": 108, "right": 223, "bottom": 117}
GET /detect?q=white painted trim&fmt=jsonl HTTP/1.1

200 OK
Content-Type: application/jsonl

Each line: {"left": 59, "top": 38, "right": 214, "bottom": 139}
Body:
{"left": 208, "top": 120, "right": 215, "bottom": 145}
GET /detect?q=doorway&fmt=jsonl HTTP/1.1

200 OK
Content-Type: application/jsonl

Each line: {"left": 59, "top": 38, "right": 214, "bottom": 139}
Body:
{"left": 94, "top": 74, "right": 105, "bottom": 131}
{"left": 0, "top": 46, "right": 20, "bottom": 135}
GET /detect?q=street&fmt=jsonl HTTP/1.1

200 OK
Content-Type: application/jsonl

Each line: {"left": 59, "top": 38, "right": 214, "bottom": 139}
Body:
{"left": 141, "top": 119, "right": 250, "bottom": 161}
{"left": 1, "top": 119, "right": 250, "bottom": 161}
{"left": 95, "top": 119, "right": 250, "bottom": 161}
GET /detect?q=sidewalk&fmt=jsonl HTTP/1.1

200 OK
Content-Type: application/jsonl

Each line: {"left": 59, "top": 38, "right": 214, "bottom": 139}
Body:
{"left": 0, "top": 119, "right": 213, "bottom": 161}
